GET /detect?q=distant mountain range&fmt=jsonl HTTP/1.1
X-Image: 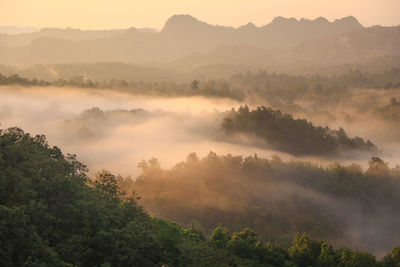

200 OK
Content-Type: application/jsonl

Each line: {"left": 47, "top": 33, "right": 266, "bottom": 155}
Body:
{"left": 161, "top": 14, "right": 363, "bottom": 50}
{"left": 0, "top": 15, "right": 398, "bottom": 78}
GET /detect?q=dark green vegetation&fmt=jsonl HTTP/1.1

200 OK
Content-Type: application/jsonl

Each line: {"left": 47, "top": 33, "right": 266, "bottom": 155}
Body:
{"left": 2, "top": 128, "right": 400, "bottom": 266}
{"left": 221, "top": 106, "right": 376, "bottom": 155}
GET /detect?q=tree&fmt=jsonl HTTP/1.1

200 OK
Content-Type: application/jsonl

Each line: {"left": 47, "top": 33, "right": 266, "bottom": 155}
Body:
{"left": 289, "top": 233, "right": 322, "bottom": 267}
{"left": 339, "top": 248, "right": 377, "bottom": 267}
{"left": 366, "top": 157, "right": 390, "bottom": 176}
{"left": 210, "top": 227, "right": 231, "bottom": 249}
{"left": 382, "top": 247, "right": 400, "bottom": 267}
{"left": 228, "top": 228, "right": 260, "bottom": 259}
{"left": 94, "top": 170, "right": 120, "bottom": 198}
{"left": 221, "top": 106, "right": 376, "bottom": 155}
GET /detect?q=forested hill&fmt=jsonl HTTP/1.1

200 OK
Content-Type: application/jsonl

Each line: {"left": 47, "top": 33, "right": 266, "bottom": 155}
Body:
{"left": 128, "top": 152, "right": 400, "bottom": 256}
{"left": 1, "top": 126, "right": 400, "bottom": 266}
{"left": 222, "top": 106, "right": 377, "bottom": 155}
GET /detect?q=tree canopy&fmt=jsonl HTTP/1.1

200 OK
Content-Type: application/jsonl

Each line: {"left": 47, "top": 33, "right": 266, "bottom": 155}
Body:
{"left": 1, "top": 127, "right": 399, "bottom": 266}
{"left": 222, "top": 106, "right": 377, "bottom": 155}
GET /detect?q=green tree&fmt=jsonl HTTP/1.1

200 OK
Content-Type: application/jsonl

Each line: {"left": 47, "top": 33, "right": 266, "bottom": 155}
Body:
{"left": 94, "top": 170, "right": 120, "bottom": 198}
{"left": 382, "top": 247, "right": 400, "bottom": 267}
{"left": 210, "top": 227, "right": 232, "bottom": 249}
{"left": 289, "top": 233, "right": 322, "bottom": 267}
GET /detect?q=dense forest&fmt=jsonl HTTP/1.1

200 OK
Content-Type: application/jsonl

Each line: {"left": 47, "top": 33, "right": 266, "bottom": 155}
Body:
{"left": 1, "top": 127, "right": 400, "bottom": 266}
{"left": 0, "top": 73, "right": 245, "bottom": 100}
{"left": 1, "top": 68, "right": 400, "bottom": 102}
{"left": 125, "top": 151, "right": 400, "bottom": 255}
{"left": 2, "top": 6, "right": 400, "bottom": 266}
{"left": 221, "top": 106, "right": 376, "bottom": 155}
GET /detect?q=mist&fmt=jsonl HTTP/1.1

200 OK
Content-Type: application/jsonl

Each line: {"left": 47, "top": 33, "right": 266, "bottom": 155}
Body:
{"left": 2, "top": 3, "right": 400, "bottom": 266}
{"left": 0, "top": 85, "right": 285, "bottom": 177}
{"left": 125, "top": 151, "right": 400, "bottom": 257}
{"left": 2, "top": 84, "right": 400, "bottom": 256}
{"left": 2, "top": 83, "right": 400, "bottom": 176}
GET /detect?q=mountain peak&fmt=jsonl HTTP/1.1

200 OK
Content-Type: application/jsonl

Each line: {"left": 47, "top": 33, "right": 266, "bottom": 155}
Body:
{"left": 315, "top": 16, "right": 329, "bottom": 23}
{"left": 161, "top": 14, "right": 212, "bottom": 35}
{"left": 162, "top": 15, "right": 200, "bottom": 30}
{"left": 264, "top": 16, "right": 363, "bottom": 31}
{"left": 165, "top": 14, "right": 199, "bottom": 25}
{"left": 238, "top": 22, "right": 258, "bottom": 31}
{"left": 334, "top": 16, "right": 363, "bottom": 28}
{"left": 271, "top": 16, "right": 298, "bottom": 24}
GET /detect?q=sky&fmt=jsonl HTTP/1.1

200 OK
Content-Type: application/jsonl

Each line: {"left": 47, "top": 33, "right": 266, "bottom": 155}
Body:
{"left": 0, "top": 0, "right": 399, "bottom": 30}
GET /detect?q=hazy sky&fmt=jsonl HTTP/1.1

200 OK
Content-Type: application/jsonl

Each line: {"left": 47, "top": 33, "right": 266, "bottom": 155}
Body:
{"left": 1, "top": 0, "right": 399, "bottom": 30}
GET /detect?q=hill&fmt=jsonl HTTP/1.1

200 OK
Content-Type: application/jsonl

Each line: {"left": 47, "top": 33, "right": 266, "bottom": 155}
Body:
{"left": 3, "top": 127, "right": 400, "bottom": 265}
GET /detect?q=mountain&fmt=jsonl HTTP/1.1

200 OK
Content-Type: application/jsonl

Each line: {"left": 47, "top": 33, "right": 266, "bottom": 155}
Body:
{"left": 158, "top": 14, "right": 364, "bottom": 52}
{"left": 291, "top": 25, "right": 400, "bottom": 65}
{"left": 260, "top": 16, "right": 363, "bottom": 48}
{"left": 0, "top": 14, "right": 397, "bottom": 74}
{"left": 168, "top": 24, "right": 400, "bottom": 74}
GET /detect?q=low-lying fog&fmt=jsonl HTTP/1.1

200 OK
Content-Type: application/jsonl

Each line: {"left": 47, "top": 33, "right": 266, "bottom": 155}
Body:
{"left": 3, "top": 85, "right": 400, "bottom": 256}
{"left": 0, "top": 85, "right": 398, "bottom": 177}
{"left": 0, "top": 86, "right": 274, "bottom": 176}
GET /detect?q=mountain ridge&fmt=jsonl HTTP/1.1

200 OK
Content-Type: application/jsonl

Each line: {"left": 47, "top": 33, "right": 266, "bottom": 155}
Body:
{"left": 0, "top": 14, "right": 397, "bottom": 72}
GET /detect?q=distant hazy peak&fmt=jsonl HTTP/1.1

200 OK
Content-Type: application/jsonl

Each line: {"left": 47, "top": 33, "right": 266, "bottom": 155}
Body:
{"left": 238, "top": 22, "right": 258, "bottom": 30}
{"left": 161, "top": 14, "right": 363, "bottom": 34}
{"left": 314, "top": 16, "right": 329, "bottom": 23}
{"left": 265, "top": 15, "right": 363, "bottom": 28}
{"left": 161, "top": 14, "right": 207, "bottom": 32}
{"left": 166, "top": 14, "right": 199, "bottom": 24}
{"left": 334, "top": 16, "right": 363, "bottom": 27}
{"left": 270, "top": 16, "right": 298, "bottom": 24}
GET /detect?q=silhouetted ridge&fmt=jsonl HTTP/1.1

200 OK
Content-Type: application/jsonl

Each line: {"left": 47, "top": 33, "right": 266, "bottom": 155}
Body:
{"left": 238, "top": 22, "right": 258, "bottom": 31}
{"left": 2, "top": 14, "right": 394, "bottom": 66}
{"left": 161, "top": 14, "right": 211, "bottom": 34}
{"left": 268, "top": 16, "right": 298, "bottom": 25}
{"left": 334, "top": 15, "right": 363, "bottom": 27}
{"left": 264, "top": 15, "right": 362, "bottom": 29}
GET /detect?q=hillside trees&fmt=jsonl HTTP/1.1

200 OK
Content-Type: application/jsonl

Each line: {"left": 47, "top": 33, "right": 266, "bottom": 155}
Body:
{"left": 222, "top": 106, "right": 377, "bottom": 155}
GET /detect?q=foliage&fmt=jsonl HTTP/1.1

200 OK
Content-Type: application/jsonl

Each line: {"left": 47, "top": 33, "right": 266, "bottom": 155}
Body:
{"left": 0, "top": 73, "right": 245, "bottom": 101}
{"left": 0, "top": 127, "right": 215, "bottom": 266}
{"left": 221, "top": 105, "right": 377, "bottom": 155}
{"left": 131, "top": 151, "right": 400, "bottom": 254}
{"left": 0, "top": 127, "right": 398, "bottom": 266}
{"left": 2, "top": 68, "right": 400, "bottom": 102}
